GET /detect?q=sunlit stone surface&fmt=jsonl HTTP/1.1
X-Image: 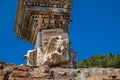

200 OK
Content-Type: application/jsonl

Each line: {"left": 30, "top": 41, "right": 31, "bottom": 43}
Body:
{"left": 15, "top": 0, "right": 76, "bottom": 68}
{"left": 36, "top": 29, "right": 70, "bottom": 66}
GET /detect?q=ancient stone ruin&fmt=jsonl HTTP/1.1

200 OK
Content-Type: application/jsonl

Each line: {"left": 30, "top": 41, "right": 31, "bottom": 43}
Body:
{"left": 14, "top": 0, "right": 77, "bottom": 68}
{"left": 1, "top": 0, "right": 120, "bottom": 80}
{"left": 0, "top": 62, "right": 120, "bottom": 80}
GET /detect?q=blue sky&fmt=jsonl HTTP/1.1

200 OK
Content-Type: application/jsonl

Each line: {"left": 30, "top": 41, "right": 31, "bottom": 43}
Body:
{"left": 0, "top": 0, "right": 120, "bottom": 64}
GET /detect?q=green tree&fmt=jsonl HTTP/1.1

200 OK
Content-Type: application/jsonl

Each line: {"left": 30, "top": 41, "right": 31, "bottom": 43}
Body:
{"left": 78, "top": 53, "right": 120, "bottom": 68}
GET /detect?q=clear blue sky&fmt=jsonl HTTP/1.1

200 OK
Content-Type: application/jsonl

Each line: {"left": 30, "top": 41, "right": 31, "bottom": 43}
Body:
{"left": 0, "top": 0, "right": 120, "bottom": 64}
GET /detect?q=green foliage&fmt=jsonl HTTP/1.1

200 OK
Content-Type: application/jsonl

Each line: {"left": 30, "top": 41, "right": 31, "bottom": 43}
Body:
{"left": 78, "top": 53, "right": 120, "bottom": 68}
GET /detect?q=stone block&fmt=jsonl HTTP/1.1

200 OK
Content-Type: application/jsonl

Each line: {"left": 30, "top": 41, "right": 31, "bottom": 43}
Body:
{"left": 116, "top": 75, "right": 120, "bottom": 79}
{"left": 103, "top": 76, "right": 113, "bottom": 80}
{"left": 32, "top": 67, "right": 50, "bottom": 78}
{"left": 115, "top": 69, "right": 120, "bottom": 75}
{"left": 87, "top": 77, "right": 102, "bottom": 80}
{"left": 96, "top": 69, "right": 104, "bottom": 75}
{"left": 37, "top": 29, "right": 70, "bottom": 66}
{"left": 9, "top": 77, "right": 15, "bottom": 80}
{"left": 10, "top": 71, "right": 30, "bottom": 78}
{"left": 16, "top": 72, "right": 30, "bottom": 77}
{"left": 0, "top": 76, "right": 4, "bottom": 80}
{"left": 12, "top": 65, "right": 20, "bottom": 70}
{"left": 34, "top": 66, "right": 50, "bottom": 73}
{"left": 18, "top": 66, "right": 28, "bottom": 71}
{"left": 24, "top": 49, "right": 37, "bottom": 66}
{"left": 32, "top": 73, "right": 49, "bottom": 78}
{"left": 0, "top": 70, "right": 7, "bottom": 76}
{"left": 51, "top": 67, "right": 62, "bottom": 72}
{"left": 12, "top": 65, "right": 28, "bottom": 71}
{"left": 15, "top": 77, "right": 28, "bottom": 80}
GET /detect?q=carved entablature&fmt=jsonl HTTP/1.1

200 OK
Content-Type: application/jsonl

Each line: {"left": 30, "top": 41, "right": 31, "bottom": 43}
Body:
{"left": 15, "top": 0, "right": 77, "bottom": 68}
{"left": 15, "top": 0, "right": 72, "bottom": 44}
{"left": 31, "top": 13, "right": 70, "bottom": 31}
{"left": 25, "top": 0, "right": 72, "bottom": 9}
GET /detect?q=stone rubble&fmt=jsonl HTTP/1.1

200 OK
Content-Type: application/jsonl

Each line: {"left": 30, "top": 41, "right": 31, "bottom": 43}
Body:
{"left": 0, "top": 62, "right": 120, "bottom": 80}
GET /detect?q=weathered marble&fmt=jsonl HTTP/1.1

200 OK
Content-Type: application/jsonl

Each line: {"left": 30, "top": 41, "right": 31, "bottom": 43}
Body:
{"left": 37, "top": 29, "right": 70, "bottom": 66}
{"left": 24, "top": 49, "right": 37, "bottom": 66}
{"left": 24, "top": 29, "right": 74, "bottom": 67}
{"left": 15, "top": 0, "right": 76, "bottom": 68}
{"left": 14, "top": 0, "right": 72, "bottom": 44}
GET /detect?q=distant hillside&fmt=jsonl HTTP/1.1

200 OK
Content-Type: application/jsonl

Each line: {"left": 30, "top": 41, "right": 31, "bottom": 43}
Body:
{"left": 78, "top": 53, "right": 120, "bottom": 68}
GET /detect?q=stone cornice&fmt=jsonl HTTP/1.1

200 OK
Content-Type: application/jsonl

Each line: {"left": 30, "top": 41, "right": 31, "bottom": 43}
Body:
{"left": 14, "top": 0, "right": 72, "bottom": 45}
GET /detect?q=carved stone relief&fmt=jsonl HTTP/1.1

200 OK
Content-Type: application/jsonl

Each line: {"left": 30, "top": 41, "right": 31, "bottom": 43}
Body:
{"left": 24, "top": 29, "right": 71, "bottom": 66}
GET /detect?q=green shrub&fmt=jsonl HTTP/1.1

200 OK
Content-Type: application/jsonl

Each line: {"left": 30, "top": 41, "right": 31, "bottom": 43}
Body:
{"left": 78, "top": 53, "right": 120, "bottom": 68}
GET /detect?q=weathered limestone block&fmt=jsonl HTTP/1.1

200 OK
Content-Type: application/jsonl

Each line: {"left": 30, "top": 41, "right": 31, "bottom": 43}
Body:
{"left": 0, "top": 70, "right": 8, "bottom": 80}
{"left": 9, "top": 77, "right": 28, "bottom": 80}
{"left": 12, "top": 65, "right": 28, "bottom": 71}
{"left": 116, "top": 75, "right": 120, "bottom": 79}
{"left": 16, "top": 71, "right": 30, "bottom": 77}
{"left": 0, "top": 76, "right": 4, "bottom": 80}
{"left": 0, "top": 70, "right": 7, "bottom": 76}
{"left": 36, "top": 29, "right": 70, "bottom": 66}
{"left": 40, "top": 35, "right": 69, "bottom": 65}
{"left": 24, "top": 49, "right": 37, "bottom": 66}
{"left": 9, "top": 77, "right": 14, "bottom": 80}
{"left": 31, "top": 66, "right": 50, "bottom": 78}
{"left": 87, "top": 77, "right": 102, "bottom": 80}
{"left": 10, "top": 71, "right": 29, "bottom": 77}
{"left": 15, "top": 0, "right": 76, "bottom": 68}
{"left": 25, "top": 29, "right": 72, "bottom": 67}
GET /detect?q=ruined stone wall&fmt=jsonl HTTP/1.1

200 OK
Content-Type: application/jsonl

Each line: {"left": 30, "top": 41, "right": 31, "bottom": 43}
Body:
{"left": 0, "top": 62, "right": 120, "bottom": 80}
